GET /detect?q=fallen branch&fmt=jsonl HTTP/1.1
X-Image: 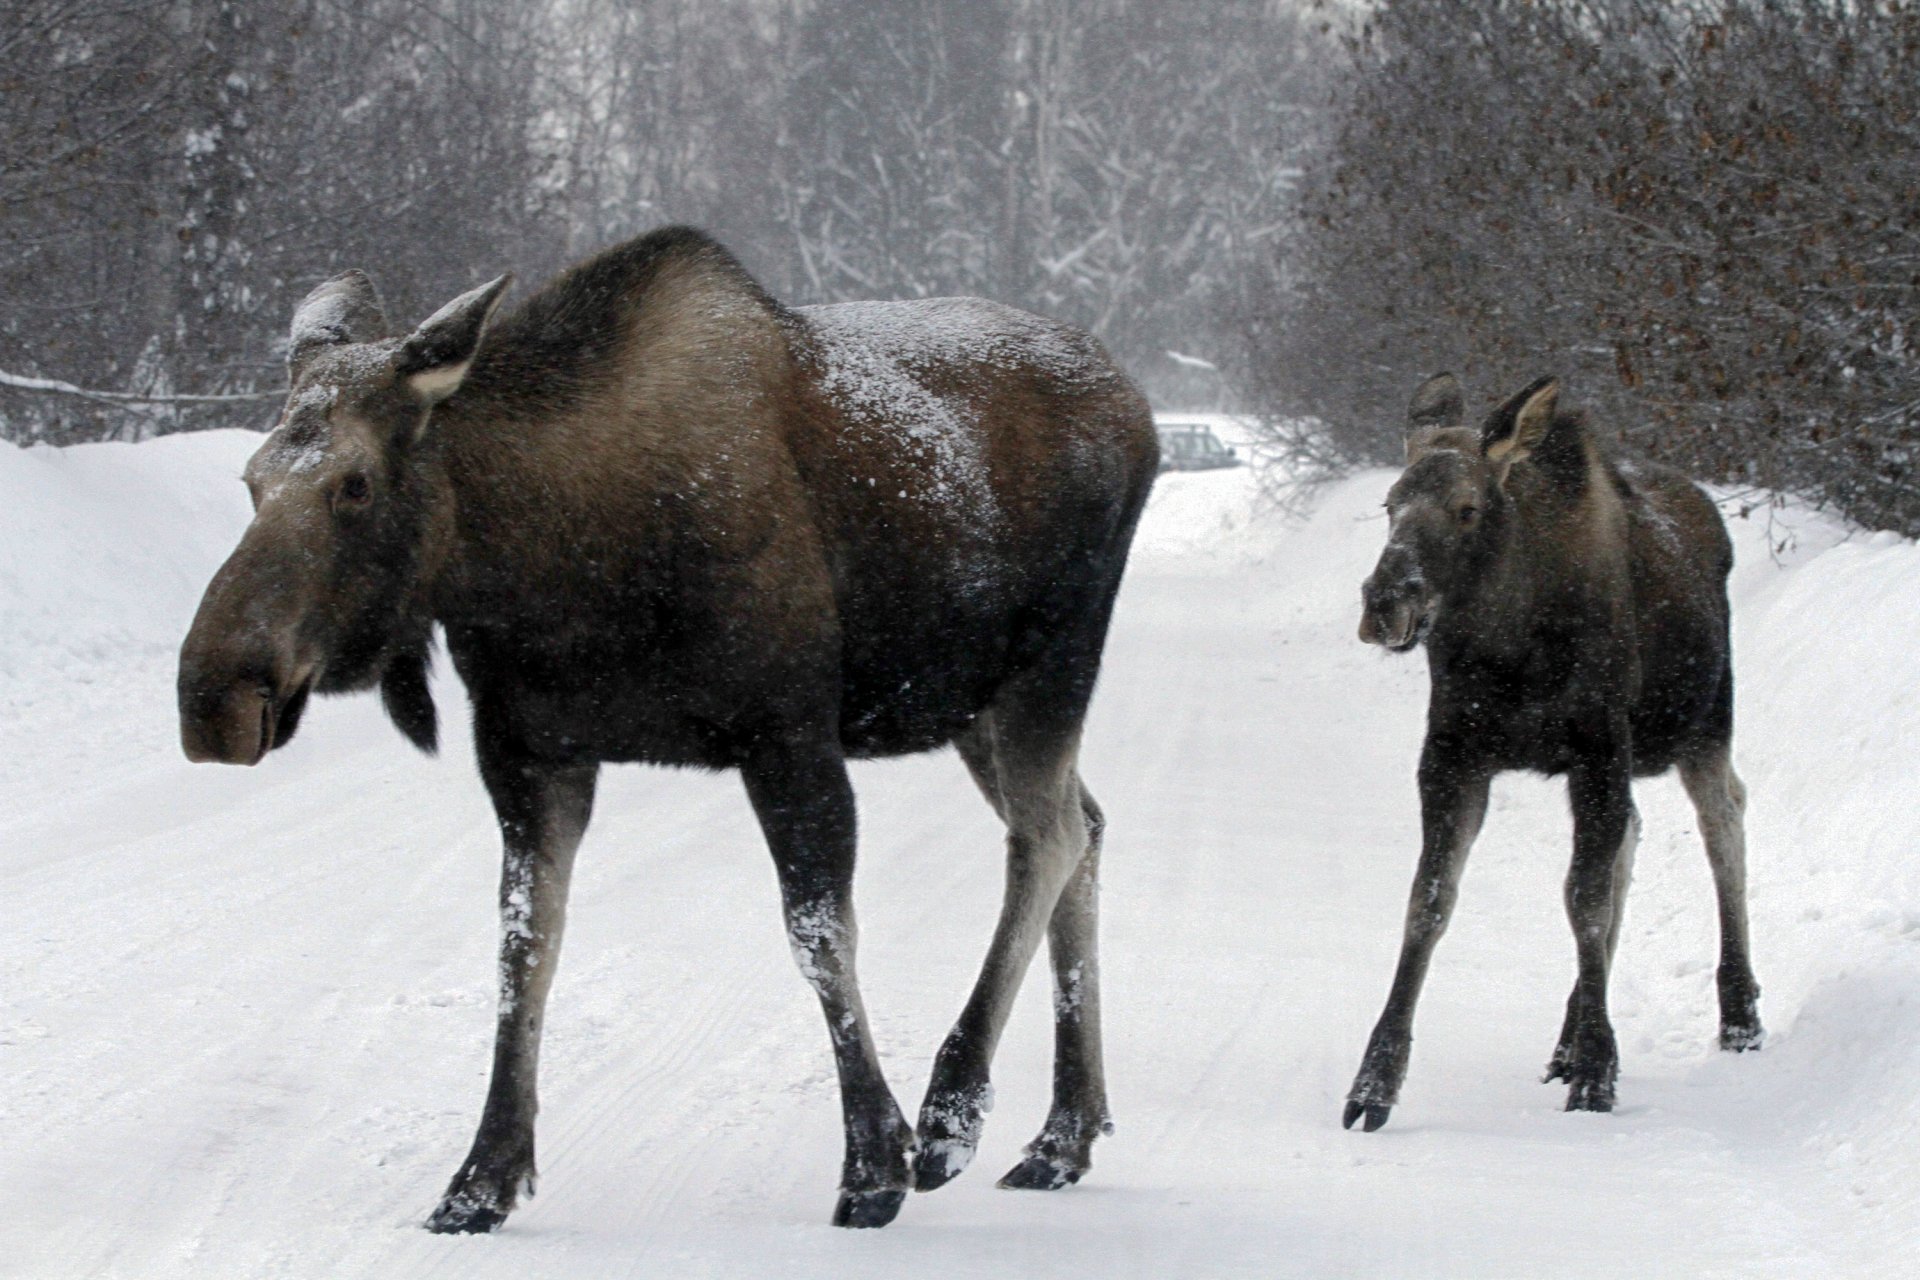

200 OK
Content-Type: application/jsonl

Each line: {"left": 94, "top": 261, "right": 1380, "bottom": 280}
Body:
{"left": 0, "top": 369, "right": 280, "bottom": 406}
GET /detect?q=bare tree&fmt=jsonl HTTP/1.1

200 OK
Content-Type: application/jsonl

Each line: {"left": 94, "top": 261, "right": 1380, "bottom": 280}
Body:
{"left": 2, "top": 0, "right": 1331, "bottom": 441}
{"left": 1257, "top": 0, "right": 1920, "bottom": 534}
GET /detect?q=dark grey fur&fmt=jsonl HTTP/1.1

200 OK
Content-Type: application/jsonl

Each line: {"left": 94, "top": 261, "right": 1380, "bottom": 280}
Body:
{"left": 1344, "top": 373, "right": 1762, "bottom": 1131}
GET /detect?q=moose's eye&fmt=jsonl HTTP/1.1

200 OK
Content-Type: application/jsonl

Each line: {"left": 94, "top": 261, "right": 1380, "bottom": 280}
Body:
{"left": 1457, "top": 504, "right": 1479, "bottom": 524}
{"left": 339, "top": 472, "right": 372, "bottom": 506}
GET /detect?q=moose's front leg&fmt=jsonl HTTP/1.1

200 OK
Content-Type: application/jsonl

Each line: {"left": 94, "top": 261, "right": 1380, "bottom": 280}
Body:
{"left": 742, "top": 743, "right": 915, "bottom": 1229}
{"left": 1345, "top": 742, "right": 1489, "bottom": 1132}
{"left": 427, "top": 752, "right": 597, "bottom": 1234}
{"left": 1557, "top": 732, "right": 1634, "bottom": 1113}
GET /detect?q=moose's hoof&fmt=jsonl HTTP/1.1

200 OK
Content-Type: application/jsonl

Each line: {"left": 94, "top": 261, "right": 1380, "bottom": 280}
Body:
{"left": 1720, "top": 1022, "right": 1765, "bottom": 1053}
{"left": 913, "top": 1137, "right": 976, "bottom": 1191}
{"left": 1344, "top": 1040, "right": 1406, "bottom": 1133}
{"left": 832, "top": 1187, "right": 907, "bottom": 1229}
{"left": 998, "top": 1120, "right": 1103, "bottom": 1191}
{"left": 425, "top": 1149, "right": 532, "bottom": 1235}
{"left": 426, "top": 1189, "right": 511, "bottom": 1234}
{"left": 1564, "top": 1076, "right": 1617, "bottom": 1113}
{"left": 913, "top": 1083, "right": 991, "bottom": 1192}
{"left": 998, "top": 1153, "right": 1085, "bottom": 1191}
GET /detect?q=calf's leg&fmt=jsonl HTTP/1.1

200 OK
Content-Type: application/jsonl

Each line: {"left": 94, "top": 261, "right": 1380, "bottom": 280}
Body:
{"left": 428, "top": 755, "right": 597, "bottom": 1234}
{"left": 1345, "top": 746, "right": 1490, "bottom": 1131}
{"left": 915, "top": 712, "right": 1091, "bottom": 1190}
{"left": 1557, "top": 741, "right": 1634, "bottom": 1112}
{"left": 742, "top": 743, "right": 915, "bottom": 1229}
{"left": 1547, "top": 803, "right": 1638, "bottom": 1083}
{"left": 1679, "top": 747, "right": 1762, "bottom": 1050}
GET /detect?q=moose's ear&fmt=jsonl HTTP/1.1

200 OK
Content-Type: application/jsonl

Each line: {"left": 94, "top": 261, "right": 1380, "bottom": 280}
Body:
{"left": 288, "top": 271, "right": 388, "bottom": 377}
{"left": 1482, "top": 376, "right": 1560, "bottom": 472}
{"left": 396, "top": 274, "right": 512, "bottom": 405}
{"left": 1408, "top": 373, "right": 1465, "bottom": 429}
{"left": 1405, "top": 372, "right": 1465, "bottom": 461}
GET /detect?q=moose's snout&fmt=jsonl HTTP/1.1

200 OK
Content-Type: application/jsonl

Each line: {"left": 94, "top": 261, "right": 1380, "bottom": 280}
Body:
{"left": 178, "top": 649, "right": 318, "bottom": 765}
{"left": 178, "top": 670, "right": 276, "bottom": 765}
{"left": 178, "top": 541, "right": 319, "bottom": 766}
{"left": 1359, "top": 558, "right": 1434, "bottom": 653}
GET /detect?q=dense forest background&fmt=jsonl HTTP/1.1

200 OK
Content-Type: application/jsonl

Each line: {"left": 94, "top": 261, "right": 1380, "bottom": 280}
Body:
{"left": 3, "top": 0, "right": 1916, "bottom": 533}
{"left": 1262, "top": 0, "right": 1920, "bottom": 535}
{"left": 0, "top": 0, "right": 1323, "bottom": 435}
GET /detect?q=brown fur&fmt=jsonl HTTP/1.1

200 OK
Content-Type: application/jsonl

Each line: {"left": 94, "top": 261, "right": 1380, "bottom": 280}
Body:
{"left": 178, "top": 227, "right": 1157, "bottom": 1230}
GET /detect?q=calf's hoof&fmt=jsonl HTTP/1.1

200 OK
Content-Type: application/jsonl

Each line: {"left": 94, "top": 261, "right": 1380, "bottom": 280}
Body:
{"left": 1343, "top": 1066, "right": 1400, "bottom": 1131}
{"left": 1720, "top": 1022, "right": 1764, "bottom": 1053}
{"left": 832, "top": 1187, "right": 907, "bottom": 1229}
{"left": 1344, "top": 1037, "right": 1407, "bottom": 1133}
{"left": 1555, "top": 1024, "right": 1617, "bottom": 1112}
{"left": 913, "top": 1140, "right": 973, "bottom": 1191}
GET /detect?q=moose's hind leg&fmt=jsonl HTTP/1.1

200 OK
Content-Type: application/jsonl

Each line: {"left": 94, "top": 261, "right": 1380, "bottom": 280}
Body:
{"left": 915, "top": 710, "right": 1090, "bottom": 1191}
{"left": 999, "top": 782, "right": 1112, "bottom": 1191}
{"left": 952, "top": 728, "right": 1112, "bottom": 1190}
{"left": 1680, "top": 747, "right": 1763, "bottom": 1051}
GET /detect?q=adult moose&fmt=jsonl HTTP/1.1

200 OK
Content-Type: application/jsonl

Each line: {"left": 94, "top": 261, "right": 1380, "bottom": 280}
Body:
{"left": 1343, "top": 374, "right": 1761, "bottom": 1131}
{"left": 177, "top": 227, "right": 1157, "bottom": 1230}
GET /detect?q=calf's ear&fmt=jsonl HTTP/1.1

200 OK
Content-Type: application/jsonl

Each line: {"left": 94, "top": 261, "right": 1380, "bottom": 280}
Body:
{"left": 396, "top": 274, "right": 513, "bottom": 406}
{"left": 1482, "top": 376, "right": 1559, "bottom": 476}
{"left": 1406, "top": 372, "right": 1464, "bottom": 460}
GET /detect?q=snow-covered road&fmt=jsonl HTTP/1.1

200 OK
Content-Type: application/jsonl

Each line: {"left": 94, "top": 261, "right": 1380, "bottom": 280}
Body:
{"left": 4, "top": 433, "right": 1917, "bottom": 1277}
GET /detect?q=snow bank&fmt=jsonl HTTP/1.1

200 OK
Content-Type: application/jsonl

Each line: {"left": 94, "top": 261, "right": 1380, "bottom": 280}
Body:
{"left": 0, "top": 431, "right": 260, "bottom": 798}
{"left": 0, "top": 431, "right": 257, "bottom": 685}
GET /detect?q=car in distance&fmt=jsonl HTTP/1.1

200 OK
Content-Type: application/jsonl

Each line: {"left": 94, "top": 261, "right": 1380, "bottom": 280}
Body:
{"left": 1155, "top": 417, "right": 1244, "bottom": 472}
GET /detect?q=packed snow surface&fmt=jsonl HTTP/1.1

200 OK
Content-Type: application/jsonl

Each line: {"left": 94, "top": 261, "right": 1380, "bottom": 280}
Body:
{"left": 4, "top": 429, "right": 1918, "bottom": 1277}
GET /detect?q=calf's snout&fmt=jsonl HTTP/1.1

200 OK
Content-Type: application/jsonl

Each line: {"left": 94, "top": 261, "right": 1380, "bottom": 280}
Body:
{"left": 1358, "top": 557, "right": 1433, "bottom": 652}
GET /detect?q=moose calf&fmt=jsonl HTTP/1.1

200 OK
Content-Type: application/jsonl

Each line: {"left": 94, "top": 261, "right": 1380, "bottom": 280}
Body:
{"left": 1345, "top": 374, "right": 1761, "bottom": 1130}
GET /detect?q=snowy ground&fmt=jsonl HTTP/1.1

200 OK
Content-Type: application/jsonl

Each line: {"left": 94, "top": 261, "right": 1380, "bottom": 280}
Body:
{"left": 4, "top": 430, "right": 1918, "bottom": 1278}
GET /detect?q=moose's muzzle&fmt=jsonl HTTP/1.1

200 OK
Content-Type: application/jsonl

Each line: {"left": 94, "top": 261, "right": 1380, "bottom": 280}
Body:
{"left": 177, "top": 520, "right": 323, "bottom": 766}
{"left": 1358, "top": 553, "right": 1436, "bottom": 654}
{"left": 177, "top": 655, "right": 315, "bottom": 766}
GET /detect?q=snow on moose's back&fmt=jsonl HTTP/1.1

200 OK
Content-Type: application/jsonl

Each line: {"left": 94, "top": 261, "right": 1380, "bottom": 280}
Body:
{"left": 798, "top": 297, "right": 1112, "bottom": 525}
